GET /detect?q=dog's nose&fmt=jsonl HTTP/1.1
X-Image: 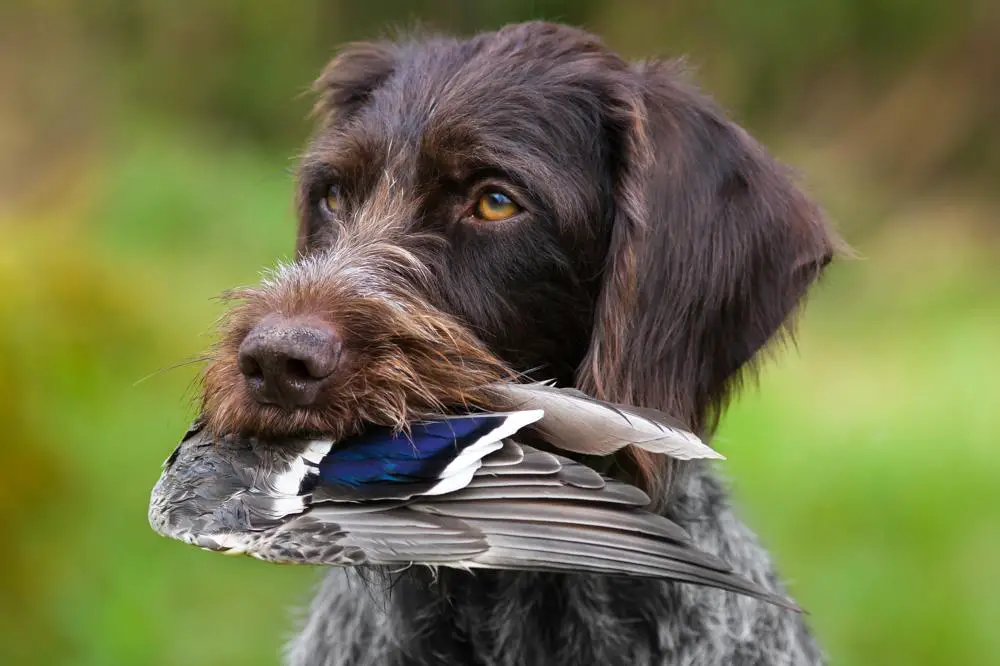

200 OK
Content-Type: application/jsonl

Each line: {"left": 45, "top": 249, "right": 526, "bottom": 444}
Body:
{"left": 237, "top": 317, "right": 342, "bottom": 408}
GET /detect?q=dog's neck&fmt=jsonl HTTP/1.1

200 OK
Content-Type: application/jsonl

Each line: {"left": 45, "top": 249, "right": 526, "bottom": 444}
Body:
{"left": 285, "top": 461, "right": 823, "bottom": 666}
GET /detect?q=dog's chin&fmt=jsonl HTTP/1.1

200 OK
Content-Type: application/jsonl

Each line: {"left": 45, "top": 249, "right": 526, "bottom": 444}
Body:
{"left": 200, "top": 388, "right": 356, "bottom": 440}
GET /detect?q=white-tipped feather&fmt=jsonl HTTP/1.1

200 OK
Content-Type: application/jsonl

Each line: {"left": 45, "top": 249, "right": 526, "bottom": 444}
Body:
{"left": 490, "top": 383, "right": 723, "bottom": 461}
{"left": 425, "top": 410, "right": 542, "bottom": 496}
{"left": 267, "top": 494, "right": 310, "bottom": 516}
{"left": 150, "top": 426, "right": 798, "bottom": 609}
{"left": 197, "top": 533, "right": 250, "bottom": 554}
{"left": 423, "top": 462, "right": 483, "bottom": 496}
{"left": 268, "top": 456, "right": 312, "bottom": 495}
{"left": 266, "top": 440, "right": 334, "bottom": 495}
{"left": 301, "top": 440, "right": 335, "bottom": 465}
{"left": 437, "top": 410, "right": 544, "bottom": 478}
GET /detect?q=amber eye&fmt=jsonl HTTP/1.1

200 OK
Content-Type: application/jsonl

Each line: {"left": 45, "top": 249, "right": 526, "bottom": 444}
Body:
{"left": 320, "top": 184, "right": 340, "bottom": 216}
{"left": 475, "top": 191, "right": 520, "bottom": 221}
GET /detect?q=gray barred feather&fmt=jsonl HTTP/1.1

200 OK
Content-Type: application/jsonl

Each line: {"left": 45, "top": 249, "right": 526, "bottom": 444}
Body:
{"left": 149, "top": 423, "right": 796, "bottom": 610}
{"left": 489, "top": 382, "right": 723, "bottom": 460}
{"left": 284, "top": 467, "right": 824, "bottom": 666}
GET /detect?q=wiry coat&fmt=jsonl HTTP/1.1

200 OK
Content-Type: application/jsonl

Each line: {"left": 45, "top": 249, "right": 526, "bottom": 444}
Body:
{"left": 199, "top": 22, "right": 839, "bottom": 666}
{"left": 286, "top": 468, "right": 821, "bottom": 666}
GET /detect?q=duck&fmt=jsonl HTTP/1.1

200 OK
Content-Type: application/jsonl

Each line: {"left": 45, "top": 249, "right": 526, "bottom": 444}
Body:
{"left": 148, "top": 382, "right": 798, "bottom": 610}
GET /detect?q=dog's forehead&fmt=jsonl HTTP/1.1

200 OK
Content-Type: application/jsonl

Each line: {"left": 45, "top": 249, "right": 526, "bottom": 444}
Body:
{"left": 306, "top": 36, "right": 620, "bottom": 193}
{"left": 381, "top": 39, "right": 611, "bottom": 136}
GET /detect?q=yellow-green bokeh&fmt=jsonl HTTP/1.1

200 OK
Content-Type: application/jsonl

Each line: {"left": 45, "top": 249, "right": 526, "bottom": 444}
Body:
{"left": 2, "top": 2, "right": 998, "bottom": 664}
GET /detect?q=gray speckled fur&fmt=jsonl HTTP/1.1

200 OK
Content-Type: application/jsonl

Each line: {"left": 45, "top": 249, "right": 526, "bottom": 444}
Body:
{"left": 285, "top": 462, "right": 823, "bottom": 666}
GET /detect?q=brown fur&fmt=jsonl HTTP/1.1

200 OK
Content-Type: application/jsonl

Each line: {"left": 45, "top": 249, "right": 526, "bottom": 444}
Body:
{"left": 201, "top": 23, "right": 837, "bottom": 499}
{"left": 196, "top": 22, "right": 841, "bottom": 666}
{"left": 201, "top": 237, "right": 516, "bottom": 440}
{"left": 199, "top": 16, "right": 841, "bottom": 511}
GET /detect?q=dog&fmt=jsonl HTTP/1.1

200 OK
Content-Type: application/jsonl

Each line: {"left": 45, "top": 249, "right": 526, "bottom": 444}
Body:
{"left": 199, "top": 21, "right": 838, "bottom": 666}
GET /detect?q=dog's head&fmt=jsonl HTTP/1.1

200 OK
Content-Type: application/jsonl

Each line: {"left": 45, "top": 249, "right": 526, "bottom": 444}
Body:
{"left": 201, "top": 22, "right": 838, "bottom": 491}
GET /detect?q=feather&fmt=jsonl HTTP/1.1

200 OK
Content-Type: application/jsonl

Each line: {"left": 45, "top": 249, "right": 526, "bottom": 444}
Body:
{"left": 148, "top": 425, "right": 799, "bottom": 611}
{"left": 488, "top": 381, "right": 723, "bottom": 460}
{"left": 479, "top": 440, "right": 525, "bottom": 467}
{"left": 310, "top": 410, "right": 543, "bottom": 498}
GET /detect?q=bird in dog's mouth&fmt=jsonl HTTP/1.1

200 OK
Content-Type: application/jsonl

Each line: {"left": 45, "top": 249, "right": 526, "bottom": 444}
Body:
{"left": 148, "top": 381, "right": 800, "bottom": 611}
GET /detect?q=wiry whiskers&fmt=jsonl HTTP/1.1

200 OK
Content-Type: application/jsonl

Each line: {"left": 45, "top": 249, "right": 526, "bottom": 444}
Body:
{"left": 132, "top": 355, "right": 214, "bottom": 387}
{"left": 199, "top": 241, "right": 516, "bottom": 440}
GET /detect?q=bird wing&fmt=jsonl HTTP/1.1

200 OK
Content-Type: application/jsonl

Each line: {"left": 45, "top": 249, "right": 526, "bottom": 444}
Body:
{"left": 268, "top": 440, "right": 796, "bottom": 610}
{"left": 149, "top": 425, "right": 796, "bottom": 611}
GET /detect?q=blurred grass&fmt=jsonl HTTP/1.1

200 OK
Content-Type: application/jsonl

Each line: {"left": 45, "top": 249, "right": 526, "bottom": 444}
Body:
{"left": 1, "top": 121, "right": 997, "bottom": 666}
{"left": 0, "top": 128, "right": 319, "bottom": 666}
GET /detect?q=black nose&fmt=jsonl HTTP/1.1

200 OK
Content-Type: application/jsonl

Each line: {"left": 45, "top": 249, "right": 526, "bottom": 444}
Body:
{"left": 237, "top": 317, "right": 342, "bottom": 408}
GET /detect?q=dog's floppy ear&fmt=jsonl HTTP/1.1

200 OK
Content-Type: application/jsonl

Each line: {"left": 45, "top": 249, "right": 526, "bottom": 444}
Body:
{"left": 311, "top": 41, "right": 397, "bottom": 126}
{"left": 579, "top": 60, "right": 839, "bottom": 490}
{"left": 297, "top": 42, "right": 398, "bottom": 254}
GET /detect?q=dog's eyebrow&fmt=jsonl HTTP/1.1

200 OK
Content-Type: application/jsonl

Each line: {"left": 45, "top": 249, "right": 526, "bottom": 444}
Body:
{"left": 298, "top": 160, "right": 339, "bottom": 188}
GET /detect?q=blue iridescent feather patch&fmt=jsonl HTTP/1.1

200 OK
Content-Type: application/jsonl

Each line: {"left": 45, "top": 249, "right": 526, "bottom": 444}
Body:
{"left": 312, "top": 410, "right": 543, "bottom": 496}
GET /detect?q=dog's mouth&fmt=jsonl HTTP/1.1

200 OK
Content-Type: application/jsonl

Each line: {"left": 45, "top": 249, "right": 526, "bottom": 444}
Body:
{"left": 200, "top": 325, "right": 514, "bottom": 440}
{"left": 196, "top": 244, "right": 517, "bottom": 440}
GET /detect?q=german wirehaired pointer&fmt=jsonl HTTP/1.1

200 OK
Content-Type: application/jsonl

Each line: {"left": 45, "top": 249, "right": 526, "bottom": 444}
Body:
{"left": 199, "top": 21, "right": 838, "bottom": 666}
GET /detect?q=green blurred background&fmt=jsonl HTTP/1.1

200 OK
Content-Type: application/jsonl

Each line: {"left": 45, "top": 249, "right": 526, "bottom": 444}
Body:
{"left": 2, "top": 1, "right": 998, "bottom": 664}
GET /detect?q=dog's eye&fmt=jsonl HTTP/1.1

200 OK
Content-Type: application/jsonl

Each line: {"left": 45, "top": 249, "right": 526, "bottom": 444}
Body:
{"left": 475, "top": 191, "right": 520, "bottom": 221}
{"left": 320, "top": 184, "right": 340, "bottom": 216}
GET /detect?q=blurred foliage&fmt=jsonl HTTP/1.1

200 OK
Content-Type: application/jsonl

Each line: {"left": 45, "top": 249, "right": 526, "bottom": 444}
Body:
{"left": 1, "top": 1, "right": 998, "bottom": 665}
